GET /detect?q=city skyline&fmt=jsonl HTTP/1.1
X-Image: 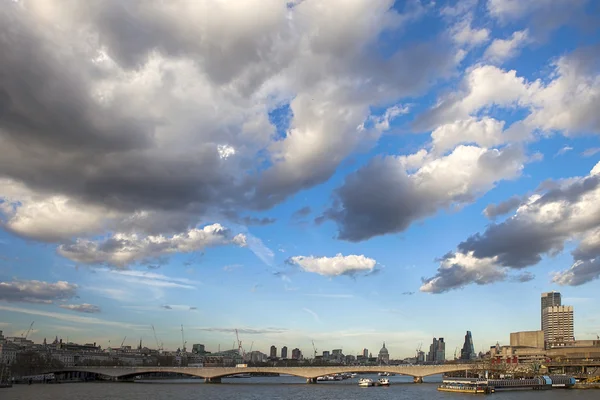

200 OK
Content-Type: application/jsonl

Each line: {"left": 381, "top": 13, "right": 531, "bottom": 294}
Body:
{"left": 1, "top": 0, "right": 600, "bottom": 358}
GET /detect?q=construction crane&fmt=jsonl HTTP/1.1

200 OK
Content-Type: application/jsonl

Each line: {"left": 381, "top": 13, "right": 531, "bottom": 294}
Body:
{"left": 415, "top": 342, "right": 422, "bottom": 357}
{"left": 120, "top": 336, "right": 127, "bottom": 348}
{"left": 22, "top": 321, "right": 35, "bottom": 340}
{"left": 235, "top": 329, "right": 245, "bottom": 358}
{"left": 151, "top": 325, "right": 163, "bottom": 352}
{"left": 249, "top": 341, "right": 254, "bottom": 353}
{"left": 312, "top": 340, "right": 318, "bottom": 359}
{"left": 454, "top": 347, "right": 459, "bottom": 360}
{"left": 181, "top": 325, "right": 187, "bottom": 353}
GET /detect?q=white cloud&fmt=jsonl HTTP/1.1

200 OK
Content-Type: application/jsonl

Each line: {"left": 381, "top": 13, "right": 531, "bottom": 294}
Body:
{"left": 555, "top": 146, "right": 574, "bottom": 157}
{"left": 582, "top": 148, "right": 600, "bottom": 157}
{"left": 288, "top": 254, "right": 376, "bottom": 276}
{"left": 431, "top": 117, "right": 506, "bottom": 153}
{"left": 57, "top": 224, "right": 246, "bottom": 268}
{"left": 451, "top": 17, "right": 490, "bottom": 47}
{"left": 420, "top": 252, "right": 506, "bottom": 293}
{"left": 484, "top": 29, "right": 530, "bottom": 64}
{"left": 302, "top": 308, "right": 321, "bottom": 323}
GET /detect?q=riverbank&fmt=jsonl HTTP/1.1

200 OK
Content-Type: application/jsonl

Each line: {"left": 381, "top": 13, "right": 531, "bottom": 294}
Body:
{"left": 574, "top": 383, "right": 600, "bottom": 389}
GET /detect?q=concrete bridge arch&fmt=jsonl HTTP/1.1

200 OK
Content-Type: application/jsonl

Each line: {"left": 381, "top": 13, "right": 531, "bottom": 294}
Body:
{"left": 48, "top": 364, "right": 475, "bottom": 384}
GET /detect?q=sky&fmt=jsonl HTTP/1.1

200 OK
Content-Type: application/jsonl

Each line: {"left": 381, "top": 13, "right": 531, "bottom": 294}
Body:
{"left": 1, "top": 0, "right": 600, "bottom": 360}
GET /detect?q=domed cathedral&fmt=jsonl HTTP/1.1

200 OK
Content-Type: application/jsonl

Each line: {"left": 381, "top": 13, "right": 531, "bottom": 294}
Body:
{"left": 377, "top": 342, "right": 390, "bottom": 365}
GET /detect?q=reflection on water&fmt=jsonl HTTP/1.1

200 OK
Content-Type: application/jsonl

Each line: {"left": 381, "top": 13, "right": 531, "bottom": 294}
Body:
{"left": 2, "top": 374, "right": 596, "bottom": 400}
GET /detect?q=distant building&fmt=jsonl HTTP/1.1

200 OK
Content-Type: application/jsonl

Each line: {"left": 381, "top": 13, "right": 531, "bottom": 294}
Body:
{"left": 363, "top": 348, "right": 368, "bottom": 358}
{"left": 281, "top": 346, "right": 288, "bottom": 359}
{"left": 510, "top": 331, "right": 544, "bottom": 349}
{"left": 541, "top": 291, "right": 562, "bottom": 329}
{"left": 270, "top": 345, "right": 277, "bottom": 359}
{"left": 331, "top": 349, "right": 344, "bottom": 363}
{"left": 460, "top": 331, "right": 476, "bottom": 360}
{"left": 427, "top": 338, "right": 445, "bottom": 363}
{"left": 322, "top": 350, "right": 330, "bottom": 360}
{"left": 416, "top": 350, "right": 425, "bottom": 364}
{"left": 377, "top": 342, "right": 390, "bottom": 365}
{"left": 192, "top": 344, "right": 206, "bottom": 354}
{"left": 291, "top": 348, "right": 302, "bottom": 360}
{"left": 543, "top": 305, "right": 574, "bottom": 344}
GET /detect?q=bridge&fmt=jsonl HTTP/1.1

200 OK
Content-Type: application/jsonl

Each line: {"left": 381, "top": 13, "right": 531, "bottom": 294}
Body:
{"left": 47, "top": 364, "right": 476, "bottom": 384}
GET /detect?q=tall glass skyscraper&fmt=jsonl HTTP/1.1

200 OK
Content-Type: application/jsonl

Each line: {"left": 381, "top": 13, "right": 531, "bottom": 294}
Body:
{"left": 460, "top": 331, "right": 476, "bottom": 360}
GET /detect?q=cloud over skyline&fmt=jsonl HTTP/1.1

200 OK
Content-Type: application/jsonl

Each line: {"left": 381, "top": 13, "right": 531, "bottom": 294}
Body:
{"left": 0, "top": 0, "right": 599, "bottom": 356}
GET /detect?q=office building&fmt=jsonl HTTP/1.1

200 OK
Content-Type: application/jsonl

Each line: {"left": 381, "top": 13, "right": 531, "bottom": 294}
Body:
{"left": 269, "top": 345, "right": 277, "bottom": 359}
{"left": 541, "top": 291, "right": 562, "bottom": 329}
{"left": 427, "top": 337, "right": 445, "bottom": 363}
{"left": 281, "top": 346, "right": 288, "bottom": 359}
{"left": 192, "top": 344, "right": 205, "bottom": 354}
{"left": 363, "top": 348, "right": 368, "bottom": 358}
{"left": 460, "top": 331, "right": 476, "bottom": 360}
{"left": 543, "top": 305, "right": 574, "bottom": 344}
{"left": 291, "top": 348, "right": 302, "bottom": 360}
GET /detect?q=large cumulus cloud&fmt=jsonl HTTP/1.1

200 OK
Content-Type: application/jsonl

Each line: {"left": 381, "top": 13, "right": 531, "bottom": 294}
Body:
{"left": 422, "top": 161, "right": 600, "bottom": 293}
{"left": 0, "top": 0, "right": 459, "bottom": 266}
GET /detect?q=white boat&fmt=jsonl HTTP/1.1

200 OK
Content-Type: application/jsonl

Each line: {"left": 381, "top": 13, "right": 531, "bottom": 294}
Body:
{"left": 377, "top": 378, "right": 390, "bottom": 386}
{"left": 358, "top": 378, "right": 374, "bottom": 387}
{"left": 378, "top": 372, "right": 394, "bottom": 376}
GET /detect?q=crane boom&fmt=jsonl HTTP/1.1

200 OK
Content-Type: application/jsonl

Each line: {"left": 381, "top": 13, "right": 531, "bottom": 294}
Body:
{"left": 23, "top": 321, "right": 35, "bottom": 339}
{"left": 181, "top": 325, "right": 186, "bottom": 353}
{"left": 151, "top": 325, "right": 162, "bottom": 351}
{"left": 121, "top": 336, "right": 127, "bottom": 348}
{"left": 312, "top": 340, "right": 317, "bottom": 358}
{"left": 235, "top": 329, "right": 245, "bottom": 358}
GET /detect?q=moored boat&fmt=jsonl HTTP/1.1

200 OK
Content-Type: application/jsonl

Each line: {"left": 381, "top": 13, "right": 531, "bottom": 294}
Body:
{"left": 358, "top": 378, "right": 374, "bottom": 387}
{"left": 376, "top": 378, "right": 390, "bottom": 386}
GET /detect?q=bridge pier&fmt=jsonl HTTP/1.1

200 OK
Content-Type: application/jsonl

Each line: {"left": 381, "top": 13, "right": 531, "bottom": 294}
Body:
{"left": 306, "top": 378, "right": 317, "bottom": 384}
{"left": 205, "top": 377, "right": 222, "bottom": 384}
{"left": 413, "top": 376, "right": 423, "bottom": 384}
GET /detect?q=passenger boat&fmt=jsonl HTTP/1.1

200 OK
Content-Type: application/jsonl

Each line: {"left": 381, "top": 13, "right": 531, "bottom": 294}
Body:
{"left": 375, "top": 378, "right": 390, "bottom": 386}
{"left": 438, "top": 383, "right": 494, "bottom": 394}
{"left": 438, "top": 378, "right": 494, "bottom": 394}
{"left": 358, "top": 378, "right": 374, "bottom": 387}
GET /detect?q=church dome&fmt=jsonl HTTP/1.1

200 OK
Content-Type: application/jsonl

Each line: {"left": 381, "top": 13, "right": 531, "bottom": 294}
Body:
{"left": 379, "top": 342, "right": 388, "bottom": 355}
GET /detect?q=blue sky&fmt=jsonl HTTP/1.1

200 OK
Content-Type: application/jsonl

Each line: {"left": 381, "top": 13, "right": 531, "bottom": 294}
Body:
{"left": 1, "top": 0, "right": 600, "bottom": 359}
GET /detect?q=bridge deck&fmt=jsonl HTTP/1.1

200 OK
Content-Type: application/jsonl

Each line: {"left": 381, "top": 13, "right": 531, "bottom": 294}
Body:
{"left": 49, "top": 364, "right": 475, "bottom": 379}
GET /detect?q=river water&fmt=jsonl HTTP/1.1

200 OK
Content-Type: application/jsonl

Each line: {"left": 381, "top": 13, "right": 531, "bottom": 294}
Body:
{"left": 2, "top": 374, "right": 597, "bottom": 400}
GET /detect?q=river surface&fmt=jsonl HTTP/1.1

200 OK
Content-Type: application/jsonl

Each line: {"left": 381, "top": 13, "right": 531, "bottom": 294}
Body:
{"left": 2, "top": 374, "right": 597, "bottom": 400}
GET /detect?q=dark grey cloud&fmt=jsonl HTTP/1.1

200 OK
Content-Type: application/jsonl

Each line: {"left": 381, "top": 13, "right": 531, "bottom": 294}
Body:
{"left": 511, "top": 272, "right": 535, "bottom": 283}
{"left": 325, "top": 146, "right": 524, "bottom": 242}
{"left": 423, "top": 162, "right": 600, "bottom": 292}
{"left": 483, "top": 195, "right": 523, "bottom": 219}
{"left": 0, "top": 280, "right": 77, "bottom": 304}
{"left": 292, "top": 206, "right": 312, "bottom": 219}
{"left": 59, "top": 303, "right": 101, "bottom": 314}
{"left": 0, "top": 0, "right": 460, "bottom": 249}
{"left": 160, "top": 305, "right": 172, "bottom": 310}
